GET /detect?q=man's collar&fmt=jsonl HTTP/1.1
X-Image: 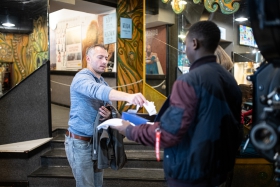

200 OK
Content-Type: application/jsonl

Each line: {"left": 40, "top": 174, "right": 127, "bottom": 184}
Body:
{"left": 85, "top": 68, "right": 104, "bottom": 82}
{"left": 189, "top": 55, "right": 216, "bottom": 71}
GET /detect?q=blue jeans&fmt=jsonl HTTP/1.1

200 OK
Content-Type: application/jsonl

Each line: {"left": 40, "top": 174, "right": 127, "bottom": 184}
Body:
{"left": 65, "top": 135, "right": 103, "bottom": 187}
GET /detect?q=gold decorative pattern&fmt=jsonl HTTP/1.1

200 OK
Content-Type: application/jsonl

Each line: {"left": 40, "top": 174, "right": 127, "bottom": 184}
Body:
{"left": 162, "top": 0, "right": 239, "bottom": 14}
{"left": 162, "top": 0, "right": 186, "bottom": 14}
{"left": 0, "top": 16, "right": 48, "bottom": 87}
{"left": 117, "top": 0, "right": 144, "bottom": 112}
{"left": 171, "top": 0, "right": 187, "bottom": 14}
{"left": 0, "top": 43, "right": 12, "bottom": 61}
{"left": 193, "top": 0, "right": 240, "bottom": 14}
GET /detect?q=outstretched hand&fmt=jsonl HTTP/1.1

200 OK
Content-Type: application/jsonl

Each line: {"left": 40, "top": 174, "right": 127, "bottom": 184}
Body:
{"left": 127, "top": 93, "right": 147, "bottom": 107}
{"left": 110, "top": 120, "right": 131, "bottom": 136}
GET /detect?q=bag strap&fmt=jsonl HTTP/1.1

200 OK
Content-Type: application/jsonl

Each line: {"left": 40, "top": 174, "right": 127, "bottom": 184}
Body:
{"left": 108, "top": 105, "right": 121, "bottom": 118}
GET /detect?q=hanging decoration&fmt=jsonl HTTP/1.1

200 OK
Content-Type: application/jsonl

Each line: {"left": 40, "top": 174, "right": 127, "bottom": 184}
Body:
{"left": 162, "top": 0, "right": 187, "bottom": 14}
{"left": 162, "top": 0, "right": 240, "bottom": 14}
{"left": 193, "top": 0, "right": 240, "bottom": 14}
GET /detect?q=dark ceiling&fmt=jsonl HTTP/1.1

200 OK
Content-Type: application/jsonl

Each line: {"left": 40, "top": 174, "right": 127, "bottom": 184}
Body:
{"left": 0, "top": 0, "right": 48, "bottom": 20}
{"left": 0, "top": 0, "right": 48, "bottom": 33}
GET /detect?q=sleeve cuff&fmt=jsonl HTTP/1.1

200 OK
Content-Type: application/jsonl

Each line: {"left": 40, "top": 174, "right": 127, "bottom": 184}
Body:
{"left": 126, "top": 125, "right": 134, "bottom": 140}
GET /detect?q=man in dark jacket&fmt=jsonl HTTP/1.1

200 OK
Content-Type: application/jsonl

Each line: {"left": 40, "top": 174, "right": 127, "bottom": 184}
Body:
{"left": 111, "top": 21, "right": 242, "bottom": 187}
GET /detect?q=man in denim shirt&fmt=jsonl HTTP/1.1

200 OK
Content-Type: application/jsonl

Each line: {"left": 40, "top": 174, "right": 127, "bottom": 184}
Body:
{"left": 65, "top": 44, "right": 147, "bottom": 187}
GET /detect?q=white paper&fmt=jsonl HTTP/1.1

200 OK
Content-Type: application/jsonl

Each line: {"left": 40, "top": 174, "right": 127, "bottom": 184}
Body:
{"left": 97, "top": 118, "right": 135, "bottom": 130}
{"left": 125, "top": 101, "right": 157, "bottom": 116}
{"left": 143, "top": 101, "right": 157, "bottom": 116}
{"left": 127, "top": 105, "right": 140, "bottom": 113}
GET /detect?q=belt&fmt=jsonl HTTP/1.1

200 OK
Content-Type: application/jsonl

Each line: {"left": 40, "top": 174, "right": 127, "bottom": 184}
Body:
{"left": 66, "top": 130, "right": 92, "bottom": 142}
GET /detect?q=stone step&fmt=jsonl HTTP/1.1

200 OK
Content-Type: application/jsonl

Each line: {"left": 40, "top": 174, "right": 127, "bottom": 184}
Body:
{"left": 28, "top": 166, "right": 167, "bottom": 187}
{"left": 0, "top": 181, "right": 28, "bottom": 187}
{"left": 41, "top": 148, "right": 163, "bottom": 168}
{"left": 51, "top": 132, "right": 155, "bottom": 150}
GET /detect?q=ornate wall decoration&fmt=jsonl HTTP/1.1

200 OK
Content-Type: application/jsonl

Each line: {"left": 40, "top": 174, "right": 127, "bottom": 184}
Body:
{"left": 117, "top": 0, "right": 144, "bottom": 112}
{"left": 162, "top": 0, "right": 186, "bottom": 14}
{"left": 193, "top": 0, "right": 240, "bottom": 14}
{"left": 0, "top": 43, "right": 12, "bottom": 62}
{"left": 162, "top": 0, "right": 239, "bottom": 14}
{"left": 171, "top": 0, "right": 187, "bottom": 14}
{"left": 0, "top": 16, "right": 48, "bottom": 87}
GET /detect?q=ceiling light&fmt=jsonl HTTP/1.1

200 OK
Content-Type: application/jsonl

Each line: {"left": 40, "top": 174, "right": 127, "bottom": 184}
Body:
{"left": 235, "top": 17, "right": 248, "bottom": 22}
{"left": 1, "top": 15, "right": 16, "bottom": 27}
{"left": 2, "top": 22, "right": 15, "bottom": 27}
{"left": 178, "top": 31, "right": 186, "bottom": 40}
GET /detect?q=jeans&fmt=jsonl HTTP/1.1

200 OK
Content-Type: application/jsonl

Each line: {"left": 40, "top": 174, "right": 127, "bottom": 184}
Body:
{"left": 65, "top": 135, "right": 103, "bottom": 187}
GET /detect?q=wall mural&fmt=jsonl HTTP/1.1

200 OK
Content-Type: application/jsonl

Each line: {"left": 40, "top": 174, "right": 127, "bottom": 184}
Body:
{"left": 117, "top": 0, "right": 144, "bottom": 112}
{"left": 0, "top": 16, "right": 48, "bottom": 87}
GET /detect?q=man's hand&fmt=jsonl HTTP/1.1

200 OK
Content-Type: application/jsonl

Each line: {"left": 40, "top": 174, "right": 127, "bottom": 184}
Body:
{"left": 109, "top": 90, "right": 147, "bottom": 107}
{"left": 99, "top": 106, "right": 111, "bottom": 121}
{"left": 127, "top": 93, "right": 147, "bottom": 107}
{"left": 110, "top": 120, "right": 131, "bottom": 136}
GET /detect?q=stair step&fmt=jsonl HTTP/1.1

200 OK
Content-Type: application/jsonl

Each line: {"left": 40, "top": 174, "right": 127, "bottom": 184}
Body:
{"left": 41, "top": 148, "right": 69, "bottom": 166}
{"left": 34, "top": 128, "right": 167, "bottom": 186}
{"left": 52, "top": 128, "right": 67, "bottom": 138}
{"left": 41, "top": 148, "right": 163, "bottom": 168}
{"left": 29, "top": 166, "right": 167, "bottom": 187}
{"left": 0, "top": 181, "right": 29, "bottom": 187}
{"left": 51, "top": 133, "right": 155, "bottom": 150}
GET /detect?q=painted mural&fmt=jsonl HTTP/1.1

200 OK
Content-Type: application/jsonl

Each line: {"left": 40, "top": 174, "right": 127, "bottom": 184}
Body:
{"left": 0, "top": 16, "right": 48, "bottom": 87}
{"left": 117, "top": 0, "right": 144, "bottom": 112}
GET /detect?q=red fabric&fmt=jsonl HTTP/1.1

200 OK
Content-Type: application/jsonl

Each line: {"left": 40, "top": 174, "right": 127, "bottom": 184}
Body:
{"left": 241, "top": 109, "right": 253, "bottom": 124}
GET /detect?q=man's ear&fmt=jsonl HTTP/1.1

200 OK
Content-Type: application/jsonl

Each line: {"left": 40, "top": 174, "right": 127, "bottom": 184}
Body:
{"left": 86, "top": 55, "right": 90, "bottom": 62}
{"left": 193, "top": 38, "right": 199, "bottom": 50}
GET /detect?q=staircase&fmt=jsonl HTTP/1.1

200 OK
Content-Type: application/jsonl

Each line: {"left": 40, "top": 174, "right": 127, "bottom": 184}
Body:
{"left": 28, "top": 128, "right": 167, "bottom": 187}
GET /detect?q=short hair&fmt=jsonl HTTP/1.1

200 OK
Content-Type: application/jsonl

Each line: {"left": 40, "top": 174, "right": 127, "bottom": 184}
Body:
{"left": 86, "top": 44, "right": 107, "bottom": 55}
{"left": 188, "top": 21, "right": 220, "bottom": 53}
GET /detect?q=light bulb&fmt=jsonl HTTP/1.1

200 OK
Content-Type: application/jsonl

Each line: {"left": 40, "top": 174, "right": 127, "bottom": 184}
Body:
{"left": 2, "top": 22, "right": 15, "bottom": 27}
{"left": 235, "top": 17, "right": 248, "bottom": 22}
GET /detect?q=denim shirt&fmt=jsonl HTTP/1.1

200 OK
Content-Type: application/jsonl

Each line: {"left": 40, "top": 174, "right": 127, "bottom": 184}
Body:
{"left": 68, "top": 68, "right": 112, "bottom": 137}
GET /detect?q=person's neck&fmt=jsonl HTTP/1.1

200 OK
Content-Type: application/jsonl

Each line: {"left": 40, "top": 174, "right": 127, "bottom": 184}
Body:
{"left": 193, "top": 51, "right": 214, "bottom": 62}
{"left": 87, "top": 67, "right": 101, "bottom": 79}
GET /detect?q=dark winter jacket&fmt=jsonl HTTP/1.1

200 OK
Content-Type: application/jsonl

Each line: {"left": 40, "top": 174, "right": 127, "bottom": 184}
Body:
{"left": 92, "top": 106, "right": 127, "bottom": 170}
{"left": 126, "top": 55, "right": 242, "bottom": 187}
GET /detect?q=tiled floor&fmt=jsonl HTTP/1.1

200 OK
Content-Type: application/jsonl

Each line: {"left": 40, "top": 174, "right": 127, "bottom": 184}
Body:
{"left": 51, "top": 104, "right": 69, "bottom": 131}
